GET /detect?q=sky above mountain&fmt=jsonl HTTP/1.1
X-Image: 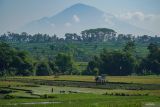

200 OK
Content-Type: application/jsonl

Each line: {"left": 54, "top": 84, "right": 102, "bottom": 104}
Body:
{"left": 0, "top": 0, "right": 160, "bottom": 35}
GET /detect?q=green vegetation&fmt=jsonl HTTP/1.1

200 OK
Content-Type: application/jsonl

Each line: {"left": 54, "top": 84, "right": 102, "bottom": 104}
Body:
{"left": 0, "top": 42, "right": 34, "bottom": 76}
{"left": 36, "top": 62, "right": 52, "bottom": 76}
{"left": 0, "top": 28, "right": 160, "bottom": 107}
{"left": 0, "top": 42, "right": 77, "bottom": 76}
{"left": 0, "top": 76, "right": 160, "bottom": 107}
{"left": 138, "top": 43, "right": 160, "bottom": 75}
{"left": 55, "top": 53, "right": 77, "bottom": 75}
{"left": 86, "top": 41, "right": 160, "bottom": 75}
{"left": 0, "top": 41, "right": 160, "bottom": 76}
{"left": 1, "top": 28, "right": 160, "bottom": 62}
{"left": 0, "top": 94, "right": 159, "bottom": 107}
{"left": 7, "top": 75, "right": 160, "bottom": 84}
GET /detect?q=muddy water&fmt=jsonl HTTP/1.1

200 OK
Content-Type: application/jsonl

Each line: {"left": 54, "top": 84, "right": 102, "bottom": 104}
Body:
{"left": 9, "top": 101, "right": 61, "bottom": 105}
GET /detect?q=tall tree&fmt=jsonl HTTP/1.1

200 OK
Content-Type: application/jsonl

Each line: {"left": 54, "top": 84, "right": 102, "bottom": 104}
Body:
{"left": 138, "top": 43, "right": 160, "bottom": 75}
{"left": 0, "top": 42, "right": 34, "bottom": 76}
{"left": 55, "top": 53, "right": 74, "bottom": 74}
{"left": 36, "top": 62, "right": 52, "bottom": 76}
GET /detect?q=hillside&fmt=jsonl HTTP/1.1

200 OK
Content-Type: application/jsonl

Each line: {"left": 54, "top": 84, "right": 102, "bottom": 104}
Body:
{"left": 19, "top": 3, "right": 151, "bottom": 36}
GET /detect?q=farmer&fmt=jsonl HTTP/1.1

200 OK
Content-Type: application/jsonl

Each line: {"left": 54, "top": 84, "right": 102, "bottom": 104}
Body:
{"left": 51, "top": 88, "right": 53, "bottom": 93}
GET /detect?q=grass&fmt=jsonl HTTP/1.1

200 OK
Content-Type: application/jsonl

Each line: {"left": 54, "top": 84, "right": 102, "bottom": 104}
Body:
{"left": 107, "top": 76, "right": 160, "bottom": 84}
{"left": 0, "top": 75, "right": 160, "bottom": 107}
{"left": 8, "top": 75, "right": 160, "bottom": 84}
{"left": 10, "top": 85, "right": 160, "bottom": 96}
{"left": 0, "top": 81, "right": 29, "bottom": 87}
{"left": 0, "top": 94, "right": 160, "bottom": 107}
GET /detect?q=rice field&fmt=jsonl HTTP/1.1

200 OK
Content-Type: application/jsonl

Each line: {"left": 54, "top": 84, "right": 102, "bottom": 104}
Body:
{"left": 7, "top": 75, "right": 160, "bottom": 84}
{"left": 0, "top": 94, "right": 159, "bottom": 107}
{"left": 0, "top": 75, "right": 160, "bottom": 107}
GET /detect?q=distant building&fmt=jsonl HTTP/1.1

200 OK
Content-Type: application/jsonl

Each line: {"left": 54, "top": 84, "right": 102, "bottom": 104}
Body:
{"left": 95, "top": 74, "right": 106, "bottom": 85}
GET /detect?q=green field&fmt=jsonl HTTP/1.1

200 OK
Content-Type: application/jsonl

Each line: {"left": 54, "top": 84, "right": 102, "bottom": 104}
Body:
{"left": 7, "top": 75, "right": 160, "bottom": 84}
{"left": 0, "top": 76, "right": 160, "bottom": 107}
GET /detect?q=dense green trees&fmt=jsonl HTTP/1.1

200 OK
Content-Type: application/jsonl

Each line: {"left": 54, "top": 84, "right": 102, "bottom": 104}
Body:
{"left": 85, "top": 56, "right": 100, "bottom": 75}
{"left": 86, "top": 42, "right": 159, "bottom": 76}
{"left": 36, "top": 62, "right": 52, "bottom": 76}
{"left": 55, "top": 53, "right": 74, "bottom": 75}
{"left": 86, "top": 50, "right": 136, "bottom": 76}
{"left": 81, "top": 28, "right": 116, "bottom": 42}
{"left": 35, "top": 53, "right": 78, "bottom": 76}
{"left": 0, "top": 28, "right": 159, "bottom": 63}
{"left": 0, "top": 41, "right": 159, "bottom": 76}
{"left": 0, "top": 28, "right": 159, "bottom": 43}
{"left": 138, "top": 43, "right": 160, "bottom": 75}
{"left": 99, "top": 51, "right": 135, "bottom": 76}
{"left": 0, "top": 42, "right": 34, "bottom": 76}
{"left": 0, "top": 32, "right": 59, "bottom": 43}
{"left": 123, "top": 41, "right": 135, "bottom": 53}
{"left": 0, "top": 42, "right": 78, "bottom": 76}
{"left": 13, "top": 51, "right": 34, "bottom": 76}
{"left": 0, "top": 27, "right": 160, "bottom": 76}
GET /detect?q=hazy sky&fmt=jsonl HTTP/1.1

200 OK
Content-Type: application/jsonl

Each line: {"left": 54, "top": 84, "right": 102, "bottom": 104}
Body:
{"left": 0, "top": 0, "right": 160, "bottom": 34}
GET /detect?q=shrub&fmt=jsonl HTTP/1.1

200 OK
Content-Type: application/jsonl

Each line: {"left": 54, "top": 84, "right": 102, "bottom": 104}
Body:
{"left": 0, "top": 89, "right": 12, "bottom": 94}
{"left": 40, "top": 94, "right": 56, "bottom": 98}
{"left": 4, "top": 94, "right": 15, "bottom": 99}
{"left": 36, "top": 62, "right": 52, "bottom": 76}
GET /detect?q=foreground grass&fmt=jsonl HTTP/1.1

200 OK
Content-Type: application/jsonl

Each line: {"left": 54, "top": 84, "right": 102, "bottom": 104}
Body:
{"left": 0, "top": 94, "right": 160, "bottom": 107}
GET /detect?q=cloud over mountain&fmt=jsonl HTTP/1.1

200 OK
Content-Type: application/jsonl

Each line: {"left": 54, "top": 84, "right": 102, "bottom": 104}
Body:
{"left": 18, "top": 3, "right": 154, "bottom": 36}
{"left": 73, "top": 15, "right": 80, "bottom": 23}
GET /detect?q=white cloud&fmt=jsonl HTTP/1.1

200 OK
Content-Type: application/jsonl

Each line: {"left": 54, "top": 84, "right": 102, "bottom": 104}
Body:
{"left": 50, "top": 23, "right": 55, "bottom": 27}
{"left": 73, "top": 15, "right": 80, "bottom": 23}
{"left": 132, "top": 12, "right": 145, "bottom": 21}
{"left": 104, "top": 18, "right": 114, "bottom": 26}
{"left": 65, "top": 22, "right": 72, "bottom": 27}
{"left": 114, "top": 12, "right": 160, "bottom": 35}
{"left": 103, "top": 14, "right": 115, "bottom": 26}
{"left": 116, "top": 12, "right": 144, "bottom": 21}
{"left": 116, "top": 11, "right": 160, "bottom": 21}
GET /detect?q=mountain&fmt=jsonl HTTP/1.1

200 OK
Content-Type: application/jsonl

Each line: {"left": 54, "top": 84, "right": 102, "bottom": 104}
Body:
{"left": 18, "top": 3, "right": 152, "bottom": 36}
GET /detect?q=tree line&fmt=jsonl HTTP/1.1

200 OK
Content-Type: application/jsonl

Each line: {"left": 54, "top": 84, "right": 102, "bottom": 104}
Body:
{"left": 0, "top": 41, "right": 159, "bottom": 76}
{"left": 0, "top": 42, "right": 79, "bottom": 76}
{"left": 85, "top": 42, "right": 160, "bottom": 75}
{"left": 0, "top": 28, "right": 160, "bottom": 43}
{"left": 0, "top": 28, "right": 160, "bottom": 76}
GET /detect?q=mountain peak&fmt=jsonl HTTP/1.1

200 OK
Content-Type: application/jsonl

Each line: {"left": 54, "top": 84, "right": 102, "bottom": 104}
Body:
{"left": 67, "top": 3, "right": 98, "bottom": 11}
{"left": 19, "top": 3, "right": 152, "bottom": 36}
{"left": 70, "top": 3, "right": 91, "bottom": 8}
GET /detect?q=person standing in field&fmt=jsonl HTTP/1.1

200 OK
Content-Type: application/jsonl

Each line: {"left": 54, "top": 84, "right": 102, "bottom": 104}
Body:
{"left": 51, "top": 88, "right": 53, "bottom": 93}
